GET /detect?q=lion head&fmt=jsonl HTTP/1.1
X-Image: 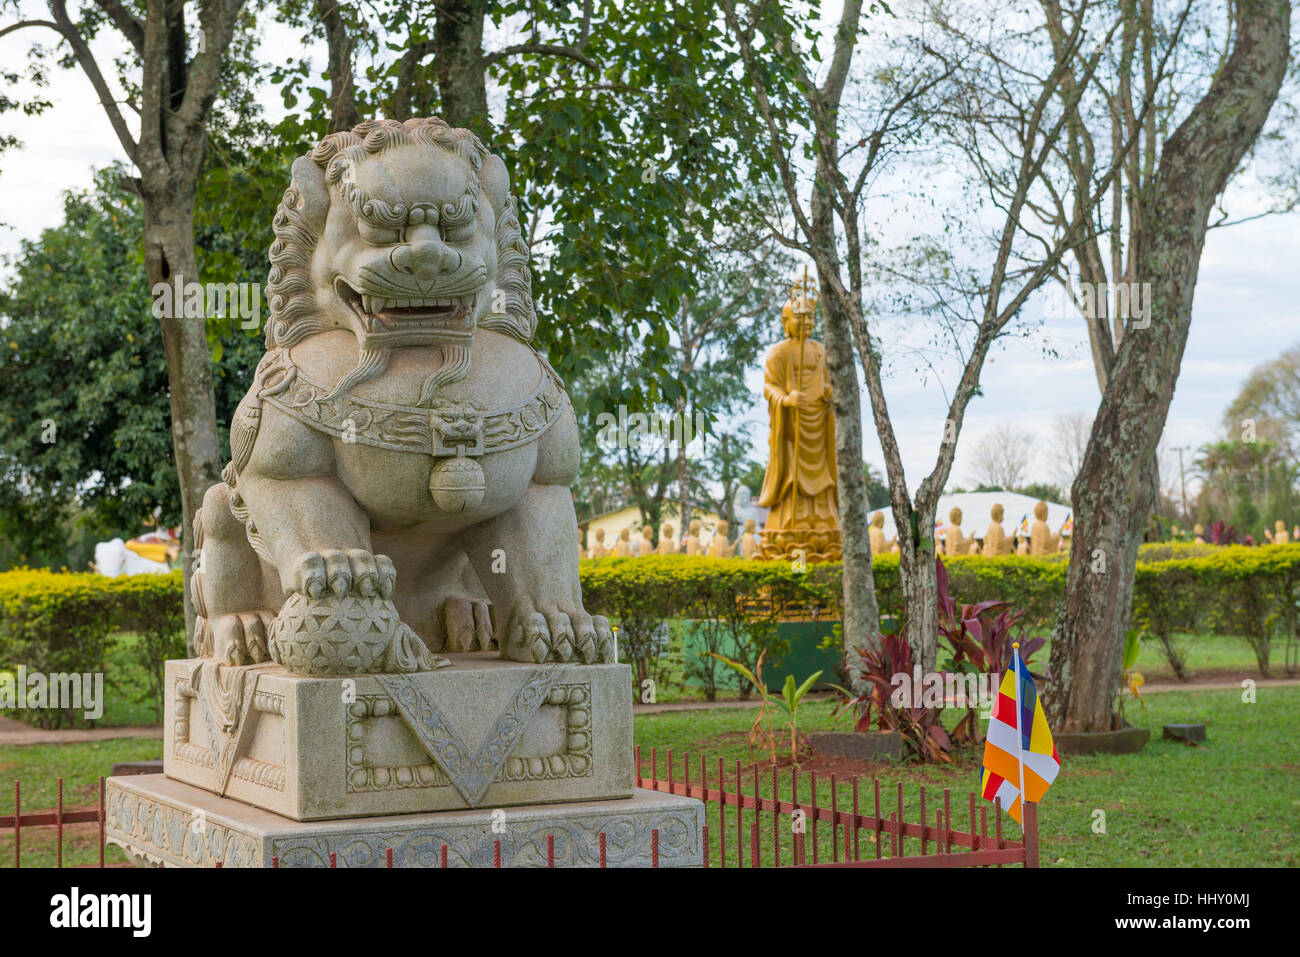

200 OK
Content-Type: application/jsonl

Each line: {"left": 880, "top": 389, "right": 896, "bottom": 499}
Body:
{"left": 264, "top": 117, "right": 535, "bottom": 402}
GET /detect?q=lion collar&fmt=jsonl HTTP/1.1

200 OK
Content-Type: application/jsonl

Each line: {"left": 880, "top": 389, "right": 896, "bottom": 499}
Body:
{"left": 253, "top": 347, "right": 565, "bottom": 458}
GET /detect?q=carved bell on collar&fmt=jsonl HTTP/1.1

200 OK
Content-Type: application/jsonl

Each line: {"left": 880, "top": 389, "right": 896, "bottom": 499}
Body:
{"left": 428, "top": 448, "right": 486, "bottom": 512}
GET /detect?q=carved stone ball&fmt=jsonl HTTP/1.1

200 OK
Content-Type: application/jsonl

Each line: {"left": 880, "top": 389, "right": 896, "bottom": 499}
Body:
{"left": 269, "top": 591, "right": 409, "bottom": 675}
{"left": 428, "top": 456, "right": 487, "bottom": 513}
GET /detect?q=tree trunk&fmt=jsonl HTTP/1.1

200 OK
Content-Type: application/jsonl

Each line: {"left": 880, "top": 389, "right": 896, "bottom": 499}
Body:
{"left": 435, "top": 0, "right": 490, "bottom": 135}
{"left": 1048, "top": 0, "right": 1290, "bottom": 733}
{"left": 143, "top": 195, "right": 223, "bottom": 650}
{"left": 317, "top": 0, "right": 360, "bottom": 132}
{"left": 896, "top": 502, "right": 939, "bottom": 673}
{"left": 814, "top": 238, "right": 880, "bottom": 691}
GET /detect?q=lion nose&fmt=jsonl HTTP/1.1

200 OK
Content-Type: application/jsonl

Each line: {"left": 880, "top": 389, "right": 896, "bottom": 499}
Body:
{"left": 389, "top": 225, "right": 461, "bottom": 281}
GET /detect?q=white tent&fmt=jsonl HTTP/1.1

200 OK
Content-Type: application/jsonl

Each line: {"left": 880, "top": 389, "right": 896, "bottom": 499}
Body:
{"left": 92, "top": 538, "right": 172, "bottom": 577}
{"left": 868, "top": 491, "right": 1071, "bottom": 543}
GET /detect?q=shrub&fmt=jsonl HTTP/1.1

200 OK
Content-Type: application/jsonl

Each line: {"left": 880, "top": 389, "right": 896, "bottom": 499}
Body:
{"left": 0, "top": 569, "right": 183, "bottom": 728}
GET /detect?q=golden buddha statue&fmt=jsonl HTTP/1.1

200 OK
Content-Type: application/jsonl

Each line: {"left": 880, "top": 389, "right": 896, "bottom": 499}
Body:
{"left": 684, "top": 520, "right": 703, "bottom": 556}
{"left": 740, "top": 518, "right": 760, "bottom": 559}
{"left": 983, "top": 504, "right": 1012, "bottom": 556}
{"left": 944, "top": 507, "right": 980, "bottom": 556}
{"left": 709, "top": 520, "right": 735, "bottom": 558}
{"left": 638, "top": 525, "right": 654, "bottom": 556}
{"left": 1029, "top": 501, "right": 1060, "bottom": 556}
{"left": 1193, "top": 523, "right": 1206, "bottom": 543}
{"left": 756, "top": 272, "right": 842, "bottom": 563}
{"left": 869, "top": 511, "right": 897, "bottom": 555}
{"left": 657, "top": 522, "right": 678, "bottom": 555}
{"left": 612, "top": 527, "right": 632, "bottom": 557}
{"left": 590, "top": 528, "right": 608, "bottom": 558}
{"left": 1266, "top": 519, "right": 1290, "bottom": 545}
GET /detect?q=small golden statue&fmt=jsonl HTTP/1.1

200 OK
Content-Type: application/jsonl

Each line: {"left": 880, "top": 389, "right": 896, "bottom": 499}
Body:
{"left": 612, "top": 527, "right": 632, "bottom": 557}
{"left": 944, "top": 507, "right": 979, "bottom": 556}
{"left": 869, "top": 511, "right": 897, "bottom": 555}
{"left": 657, "top": 522, "right": 678, "bottom": 555}
{"left": 1265, "top": 519, "right": 1290, "bottom": 545}
{"left": 757, "top": 270, "right": 842, "bottom": 563}
{"left": 740, "top": 518, "right": 760, "bottom": 559}
{"left": 709, "top": 520, "right": 735, "bottom": 558}
{"left": 1029, "top": 501, "right": 1060, "bottom": 556}
{"left": 684, "top": 520, "right": 704, "bottom": 556}
{"left": 637, "top": 525, "right": 654, "bottom": 556}
{"left": 983, "top": 504, "right": 1012, "bottom": 556}
{"left": 589, "top": 528, "right": 609, "bottom": 558}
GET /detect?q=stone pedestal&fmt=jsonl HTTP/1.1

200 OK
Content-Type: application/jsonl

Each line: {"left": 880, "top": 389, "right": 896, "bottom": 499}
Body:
{"left": 165, "top": 654, "right": 633, "bottom": 820}
{"left": 142, "top": 653, "right": 702, "bottom": 866}
{"left": 105, "top": 774, "right": 702, "bottom": 868}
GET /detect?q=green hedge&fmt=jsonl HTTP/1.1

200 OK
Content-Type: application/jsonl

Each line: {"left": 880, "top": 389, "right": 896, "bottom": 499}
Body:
{"left": 0, "top": 569, "right": 184, "bottom": 728}
{"left": 3, "top": 543, "right": 1296, "bottom": 725}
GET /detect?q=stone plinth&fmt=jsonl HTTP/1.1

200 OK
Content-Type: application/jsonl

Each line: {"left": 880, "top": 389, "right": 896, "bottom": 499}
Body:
{"left": 105, "top": 774, "right": 702, "bottom": 868}
{"left": 165, "top": 654, "right": 633, "bottom": 820}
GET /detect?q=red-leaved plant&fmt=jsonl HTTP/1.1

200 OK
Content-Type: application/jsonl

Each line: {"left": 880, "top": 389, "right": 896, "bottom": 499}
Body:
{"left": 936, "top": 557, "right": 1047, "bottom": 742}
{"left": 844, "top": 632, "right": 953, "bottom": 763}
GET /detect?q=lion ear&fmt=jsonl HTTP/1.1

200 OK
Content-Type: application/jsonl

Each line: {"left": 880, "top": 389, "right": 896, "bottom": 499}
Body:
{"left": 291, "top": 155, "right": 330, "bottom": 231}
{"left": 481, "top": 153, "right": 510, "bottom": 210}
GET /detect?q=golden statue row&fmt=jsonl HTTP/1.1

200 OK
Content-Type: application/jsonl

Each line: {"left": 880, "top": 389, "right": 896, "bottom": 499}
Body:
{"left": 869, "top": 501, "right": 1069, "bottom": 557}
{"left": 582, "top": 519, "right": 764, "bottom": 560}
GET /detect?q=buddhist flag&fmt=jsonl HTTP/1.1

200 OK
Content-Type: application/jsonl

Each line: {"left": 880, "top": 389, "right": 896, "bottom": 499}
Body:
{"left": 980, "top": 644, "right": 1060, "bottom": 824}
{"left": 1060, "top": 513, "right": 1073, "bottom": 536}
{"left": 1018, "top": 513, "right": 1030, "bottom": 536}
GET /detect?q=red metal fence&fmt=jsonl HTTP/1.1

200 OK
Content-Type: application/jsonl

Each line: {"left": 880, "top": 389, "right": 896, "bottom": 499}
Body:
{"left": 3, "top": 750, "right": 1038, "bottom": 868}
{"left": 634, "top": 746, "right": 1038, "bottom": 868}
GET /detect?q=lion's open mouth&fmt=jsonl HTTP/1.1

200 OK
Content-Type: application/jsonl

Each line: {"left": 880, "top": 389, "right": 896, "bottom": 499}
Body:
{"left": 336, "top": 280, "right": 476, "bottom": 334}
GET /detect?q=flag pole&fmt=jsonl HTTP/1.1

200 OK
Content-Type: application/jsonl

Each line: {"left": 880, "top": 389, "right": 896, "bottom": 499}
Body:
{"left": 1012, "top": 641, "right": 1027, "bottom": 821}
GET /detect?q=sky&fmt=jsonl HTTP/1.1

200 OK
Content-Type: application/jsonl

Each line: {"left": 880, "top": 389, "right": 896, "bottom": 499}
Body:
{"left": 1, "top": 6, "right": 1296, "bottom": 507}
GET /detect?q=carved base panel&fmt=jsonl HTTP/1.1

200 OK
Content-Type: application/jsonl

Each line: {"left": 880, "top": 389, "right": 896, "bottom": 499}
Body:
{"left": 105, "top": 774, "right": 702, "bottom": 868}
{"left": 164, "top": 654, "right": 633, "bottom": 820}
{"left": 757, "top": 528, "right": 843, "bottom": 564}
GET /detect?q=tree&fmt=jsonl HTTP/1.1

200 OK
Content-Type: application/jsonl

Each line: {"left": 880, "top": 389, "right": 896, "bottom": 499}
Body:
{"left": 1048, "top": 0, "right": 1291, "bottom": 732}
{"left": 1225, "top": 344, "right": 1300, "bottom": 460}
{"left": 724, "top": 0, "right": 1139, "bottom": 676}
{"left": 1, "top": 0, "right": 257, "bottom": 639}
{"left": 967, "top": 424, "right": 1036, "bottom": 491}
{"left": 0, "top": 166, "right": 268, "bottom": 569}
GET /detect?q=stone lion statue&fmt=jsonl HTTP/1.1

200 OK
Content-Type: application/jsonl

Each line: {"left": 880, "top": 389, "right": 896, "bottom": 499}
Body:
{"left": 192, "top": 117, "right": 614, "bottom": 675}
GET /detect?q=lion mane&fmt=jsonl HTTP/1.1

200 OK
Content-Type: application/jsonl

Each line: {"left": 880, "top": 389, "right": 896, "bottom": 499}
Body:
{"left": 263, "top": 117, "right": 536, "bottom": 351}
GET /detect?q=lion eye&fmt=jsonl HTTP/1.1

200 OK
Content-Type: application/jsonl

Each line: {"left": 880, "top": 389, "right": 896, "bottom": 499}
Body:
{"left": 358, "top": 222, "right": 403, "bottom": 245}
{"left": 443, "top": 222, "right": 476, "bottom": 244}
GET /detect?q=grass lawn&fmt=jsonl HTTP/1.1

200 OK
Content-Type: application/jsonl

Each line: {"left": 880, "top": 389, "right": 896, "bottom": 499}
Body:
{"left": 633, "top": 684, "right": 1300, "bottom": 867}
{"left": 0, "top": 737, "right": 163, "bottom": 867}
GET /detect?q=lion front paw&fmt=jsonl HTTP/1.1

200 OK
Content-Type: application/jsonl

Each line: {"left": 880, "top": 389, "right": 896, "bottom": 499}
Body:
{"left": 441, "top": 597, "right": 494, "bottom": 653}
{"left": 207, "top": 610, "right": 276, "bottom": 666}
{"left": 286, "top": 549, "right": 396, "bottom": 600}
{"left": 501, "top": 602, "right": 615, "bottom": 664}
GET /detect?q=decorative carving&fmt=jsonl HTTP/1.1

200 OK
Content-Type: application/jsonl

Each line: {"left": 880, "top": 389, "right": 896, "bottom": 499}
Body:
{"left": 374, "top": 667, "right": 564, "bottom": 807}
{"left": 344, "top": 681, "right": 592, "bottom": 795}
{"left": 256, "top": 347, "right": 565, "bottom": 458}
{"left": 105, "top": 788, "right": 261, "bottom": 868}
{"left": 271, "top": 806, "right": 700, "bottom": 868}
{"left": 268, "top": 591, "right": 439, "bottom": 676}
